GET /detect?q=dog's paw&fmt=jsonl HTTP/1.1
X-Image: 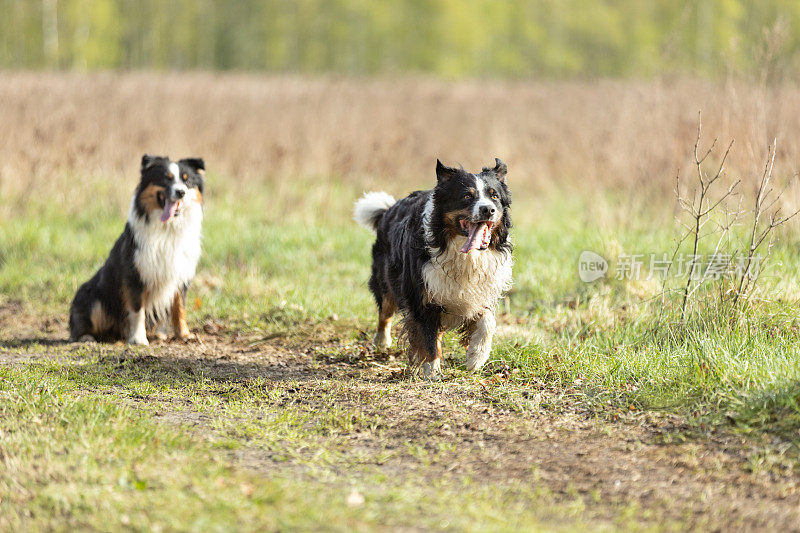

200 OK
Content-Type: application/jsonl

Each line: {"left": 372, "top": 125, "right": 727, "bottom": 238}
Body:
{"left": 75, "top": 334, "right": 96, "bottom": 343}
{"left": 420, "top": 359, "right": 442, "bottom": 381}
{"left": 373, "top": 331, "right": 392, "bottom": 350}
{"left": 127, "top": 335, "right": 149, "bottom": 346}
{"left": 465, "top": 347, "right": 491, "bottom": 371}
{"left": 149, "top": 330, "right": 168, "bottom": 341}
{"left": 176, "top": 332, "right": 197, "bottom": 343}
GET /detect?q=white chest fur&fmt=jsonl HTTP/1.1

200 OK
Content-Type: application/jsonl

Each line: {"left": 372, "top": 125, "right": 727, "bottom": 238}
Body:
{"left": 128, "top": 198, "right": 203, "bottom": 317}
{"left": 422, "top": 239, "right": 512, "bottom": 320}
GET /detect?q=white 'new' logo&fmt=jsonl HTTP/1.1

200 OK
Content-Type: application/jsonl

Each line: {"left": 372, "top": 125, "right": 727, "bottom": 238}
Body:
{"left": 578, "top": 251, "right": 608, "bottom": 282}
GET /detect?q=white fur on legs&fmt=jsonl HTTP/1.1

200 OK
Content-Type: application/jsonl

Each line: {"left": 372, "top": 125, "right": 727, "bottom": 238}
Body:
{"left": 374, "top": 323, "right": 392, "bottom": 349}
{"left": 127, "top": 308, "right": 149, "bottom": 345}
{"left": 420, "top": 358, "right": 442, "bottom": 380}
{"left": 466, "top": 312, "right": 495, "bottom": 371}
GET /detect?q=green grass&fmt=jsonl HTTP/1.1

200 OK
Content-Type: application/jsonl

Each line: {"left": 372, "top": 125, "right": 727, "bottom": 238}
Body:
{"left": 0, "top": 359, "right": 610, "bottom": 532}
{"left": 4, "top": 177, "right": 800, "bottom": 430}
{"left": 4, "top": 176, "right": 800, "bottom": 528}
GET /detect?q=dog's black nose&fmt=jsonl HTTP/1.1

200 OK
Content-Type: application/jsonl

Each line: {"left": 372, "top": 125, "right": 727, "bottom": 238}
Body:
{"left": 479, "top": 205, "right": 496, "bottom": 218}
{"left": 174, "top": 189, "right": 186, "bottom": 199}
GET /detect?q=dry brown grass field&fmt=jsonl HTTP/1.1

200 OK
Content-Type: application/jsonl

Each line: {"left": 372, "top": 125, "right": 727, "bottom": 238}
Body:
{"left": 2, "top": 72, "right": 800, "bottom": 198}
{"left": 4, "top": 73, "right": 800, "bottom": 530}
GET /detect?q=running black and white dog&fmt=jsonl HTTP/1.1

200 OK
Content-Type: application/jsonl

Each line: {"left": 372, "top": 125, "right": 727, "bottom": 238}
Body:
{"left": 354, "top": 158, "right": 512, "bottom": 378}
{"left": 69, "top": 155, "right": 205, "bottom": 345}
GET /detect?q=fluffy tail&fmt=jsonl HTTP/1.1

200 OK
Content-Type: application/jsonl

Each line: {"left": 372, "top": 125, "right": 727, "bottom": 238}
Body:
{"left": 353, "top": 192, "right": 396, "bottom": 232}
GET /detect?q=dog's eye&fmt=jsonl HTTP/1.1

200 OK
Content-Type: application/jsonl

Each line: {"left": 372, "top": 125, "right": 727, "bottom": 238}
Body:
{"left": 463, "top": 193, "right": 473, "bottom": 200}
{"left": 491, "top": 192, "right": 499, "bottom": 200}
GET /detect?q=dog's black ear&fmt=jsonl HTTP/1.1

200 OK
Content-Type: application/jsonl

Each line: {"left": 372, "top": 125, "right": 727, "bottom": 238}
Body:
{"left": 485, "top": 158, "right": 507, "bottom": 183}
{"left": 436, "top": 159, "right": 458, "bottom": 183}
{"left": 180, "top": 158, "right": 205, "bottom": 173}
{"left": 141, "top": 154, "right": 160, "bottom": 172}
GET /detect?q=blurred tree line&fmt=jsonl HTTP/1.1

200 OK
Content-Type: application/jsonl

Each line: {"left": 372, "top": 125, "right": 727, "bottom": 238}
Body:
{"left": 2, "top": 0, "right": 799, "bottom": 77}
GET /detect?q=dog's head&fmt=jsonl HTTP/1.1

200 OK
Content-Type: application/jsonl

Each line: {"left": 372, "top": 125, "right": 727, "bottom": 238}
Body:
{"left": 134, "top": 155, "right": 205, "bottom": 223}
{"left": 428, "top": 158, "right": 511, "bottom": 254}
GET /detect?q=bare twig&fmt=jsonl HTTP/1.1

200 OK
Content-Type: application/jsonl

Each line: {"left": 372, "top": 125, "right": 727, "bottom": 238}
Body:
{"left": 678, "top": 113, "right": 738, "bottom": 322}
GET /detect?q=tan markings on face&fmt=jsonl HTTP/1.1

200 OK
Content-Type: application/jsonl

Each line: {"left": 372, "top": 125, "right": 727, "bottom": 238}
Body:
{"left": 443, "top": 208, "right": 471, "bottom": 238}
{"left": 195, "top": 190, "right": 203, "bottom": 204}
{"left": 139, "top": 184, "right": 165, "bottom": 213}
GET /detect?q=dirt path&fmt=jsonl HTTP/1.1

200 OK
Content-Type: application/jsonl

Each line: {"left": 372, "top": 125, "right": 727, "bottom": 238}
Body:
{"left": 2, "top": 306, "right": 800, "bottom": 530}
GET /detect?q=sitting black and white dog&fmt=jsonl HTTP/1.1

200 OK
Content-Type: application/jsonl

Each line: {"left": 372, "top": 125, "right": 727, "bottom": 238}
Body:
{"left": 69, "top": 155, "right": 205, "bottom": 345}
{"left": 354, "top": 158, "right": 512, "bottom": 378}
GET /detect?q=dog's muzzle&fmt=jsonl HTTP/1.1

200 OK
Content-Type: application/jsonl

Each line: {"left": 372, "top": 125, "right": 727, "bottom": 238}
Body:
{"left": 161, "top": 186, "right": 187, "bottom": 223}
{"left": 459, "top": 218, "right": 494, "bottom": 253}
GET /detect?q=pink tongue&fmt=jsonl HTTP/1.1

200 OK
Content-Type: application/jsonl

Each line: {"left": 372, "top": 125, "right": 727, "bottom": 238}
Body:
{"left": 460, "top": 222, "right": 488, "bottom": 253}
{"left": 161, "top": 199, "right": 178, "bottom": 222}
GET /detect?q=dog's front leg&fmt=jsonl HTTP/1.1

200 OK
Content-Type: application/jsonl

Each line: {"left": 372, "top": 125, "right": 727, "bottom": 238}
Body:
{"left": 465, "top": 311, "right": 495, "bottom": 371}
{"left": 408, "top": 308, "right": 443, "bottom": 380}
{"left": 171, "top": 290, "right": 192, "bottom": 341}
{"left": 126, "top": 306, "right": 149, "bottom": 345}
{"left": 418, "top": 329, "right": 444, "bottom": 380}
